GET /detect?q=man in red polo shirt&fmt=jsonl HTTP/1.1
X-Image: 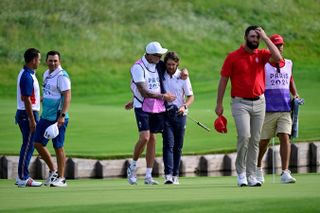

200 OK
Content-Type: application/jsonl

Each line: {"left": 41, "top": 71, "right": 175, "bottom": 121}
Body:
{"left": 215, "top": 26, "right": 282, "bottom": 187}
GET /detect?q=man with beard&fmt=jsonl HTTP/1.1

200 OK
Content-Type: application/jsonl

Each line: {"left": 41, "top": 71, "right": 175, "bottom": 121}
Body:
{"left": 161, "top": 52, "right": 194, "bottom": 185}
{"left": 215, "top": 26, "right": 282, "bottom": 187}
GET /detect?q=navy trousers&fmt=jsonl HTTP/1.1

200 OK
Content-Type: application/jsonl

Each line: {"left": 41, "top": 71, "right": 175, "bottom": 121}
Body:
{"left": 15, "top": 110, "right": 39, "bottom": 180}
{"left": 162, "top": 109, "right": 186, "bottom": 176}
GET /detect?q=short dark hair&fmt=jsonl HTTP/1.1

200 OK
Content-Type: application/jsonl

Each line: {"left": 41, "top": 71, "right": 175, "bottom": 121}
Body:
{"left": 24, "top": 48, "right": 40, "bottom": 63}
{"left": 46, "top": 50, "right": 61, "bottom": 61}
{"left": 164, "top": 51, "right": 180, "bottom": 64}
{"left": 245, "top": 25, "right": 259, "bottom": 37}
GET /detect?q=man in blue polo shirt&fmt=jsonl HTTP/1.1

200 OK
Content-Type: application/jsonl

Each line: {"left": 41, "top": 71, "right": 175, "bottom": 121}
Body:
{"left": 16, "top": 48, "right": 42, "bottom": 187}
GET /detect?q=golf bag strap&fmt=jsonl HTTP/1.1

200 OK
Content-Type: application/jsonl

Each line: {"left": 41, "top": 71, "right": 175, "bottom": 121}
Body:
{"left": 134, "top": 95, "right": 143, "bottom": 104}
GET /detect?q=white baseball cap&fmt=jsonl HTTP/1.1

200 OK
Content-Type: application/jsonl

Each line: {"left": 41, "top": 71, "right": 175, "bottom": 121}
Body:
{"left": 145, "top": 41, "right": 168, "bottom": 54}
{"left": 44, "top": 123, "right": 59, "bottom": 139}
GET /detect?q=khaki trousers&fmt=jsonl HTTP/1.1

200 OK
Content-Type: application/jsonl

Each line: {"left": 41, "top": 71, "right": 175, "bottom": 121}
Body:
{"left": 231, "top": 95, "right": 265, "bottom": 177}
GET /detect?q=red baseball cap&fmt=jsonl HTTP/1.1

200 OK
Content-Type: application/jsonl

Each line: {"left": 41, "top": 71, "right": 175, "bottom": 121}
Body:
{"left": 270, "top": 34, "right": 284, "bottom": 45}
{"left": 214, "top": 115, "right": 227, "bottom": 134}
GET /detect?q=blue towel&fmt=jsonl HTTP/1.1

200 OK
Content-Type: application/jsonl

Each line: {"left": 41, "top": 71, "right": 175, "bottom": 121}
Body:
{"left": 291, "top": 98, "right": 304, "bottom": 139}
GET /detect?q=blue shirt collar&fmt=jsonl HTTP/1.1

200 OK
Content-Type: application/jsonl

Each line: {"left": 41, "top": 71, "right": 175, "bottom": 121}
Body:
{"left": 23, "top": 65, "right": 35, "bottom": 74}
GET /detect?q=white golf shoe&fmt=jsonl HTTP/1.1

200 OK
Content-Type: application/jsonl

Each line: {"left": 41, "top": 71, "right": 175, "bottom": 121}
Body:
{"left": 127, "top": 165, "right": 137, "bottom": 185}
{"left": 15, "top": 176, "right": 20, "bottom": 185}
{"left": 50, "top": 177, "right": 67, "bottom": 187}
{"left": 237, "top": 173, "right": 248, "bottom": 187}
{"left": 164, "top": 174, "right": 173, "bottom": 184}
{"left": 18, "top": 177, "right": 42, "bottom": 187}
{"left": 172, "top": 176, "right": 180, "bottom": 185}
{"left": 281, "top": 170, "right": 296, "bottom": 184}
{"left": 144, "top": 177, "right": 159, "bottom": 185}
{"left": 247, "top": 175, "right": 262, "bottom": 187}
{"left": 256, "top": 168, "right": 265, "bottom": 184}
{"left": 44, "top": 170, "right": 58, "bottom": 186}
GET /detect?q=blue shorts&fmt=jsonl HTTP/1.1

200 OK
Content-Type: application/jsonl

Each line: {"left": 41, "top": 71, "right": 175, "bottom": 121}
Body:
{"left": 34, "top": 118, "right": 69, "bottom": 149}
{"left": 134, "top": 108, "right": 164, "bottom": 133}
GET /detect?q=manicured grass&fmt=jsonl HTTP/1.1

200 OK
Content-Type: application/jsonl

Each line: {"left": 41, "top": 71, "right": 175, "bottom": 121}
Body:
{"left": 2, "top": 91, "right": 320, "bottom": 158}
{"left": 1, "top": 0, "right": 320, "bottom": 158}
{"left": 0, "top": 173, "right": 319, "bottom": 212}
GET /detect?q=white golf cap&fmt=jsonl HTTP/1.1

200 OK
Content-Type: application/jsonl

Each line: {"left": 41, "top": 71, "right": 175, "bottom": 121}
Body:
{"left": 44, "top": 123, "right": 59, "bottom": 139}
{"left": 145, "top": 41, "right": 168, "bottom": 54}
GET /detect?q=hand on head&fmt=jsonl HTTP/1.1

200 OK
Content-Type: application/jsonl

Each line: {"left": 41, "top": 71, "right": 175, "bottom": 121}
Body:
{"left": 255, "top": 27, "right": 267, "bottom": 39}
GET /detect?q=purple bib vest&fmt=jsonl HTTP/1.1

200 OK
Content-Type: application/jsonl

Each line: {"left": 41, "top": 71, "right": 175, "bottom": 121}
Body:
{"left": 131, "top": 59, "right": 165, "bottom": 113}
{"left": 264, "top": 59, "right": 292, "bottom": 112}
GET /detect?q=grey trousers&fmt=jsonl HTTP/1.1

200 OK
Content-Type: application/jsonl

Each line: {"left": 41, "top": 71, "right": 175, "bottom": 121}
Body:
{"left": 231, "top": 95, "right": 265, "bottom": 177}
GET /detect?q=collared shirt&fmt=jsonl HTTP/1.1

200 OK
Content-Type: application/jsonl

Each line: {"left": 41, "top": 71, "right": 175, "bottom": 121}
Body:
{"left": 221, "top": 45, "right": 271, "bottom": 98}
{"left": 130, "top": 55, "right": 161, "bottom": 108}
{"left": 163, "top": 69, "right": 193, "bottom": 108}
{"left": 41, "top": 65, "right": 71, "bottom": 121}
{"left": 17, "top": 66, "right": 40, "bottom": 111}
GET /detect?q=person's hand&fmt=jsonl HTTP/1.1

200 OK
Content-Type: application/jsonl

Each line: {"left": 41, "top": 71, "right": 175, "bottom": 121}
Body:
{"left": 255, "top": 27, "right": 268, "bottom": 40}
{"left": 177, "top": 105, "right": 187, "bottom": 115}
{"left": 163, "top": 93, "right": 176, "bottom": 102}
{"left": 28, "top": 119, "right": 36, "bottom": 133}
{"left": 293, "top": 94, "right": 300, "bottom": 99}
{"left": 215, "top": 104, "right": 224, "bottom": 116}
{"left": 57, "top": 116, "right": 65, "bottom": 127}
{"left": 124, "top": 101, "right": 133, "bottom": 110}
{"left": 180, "top": 68, "right": 189, "bottom": 80}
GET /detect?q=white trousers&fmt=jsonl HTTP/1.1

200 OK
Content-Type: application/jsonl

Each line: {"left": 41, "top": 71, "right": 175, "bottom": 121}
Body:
{"left": 231, "top": 95, "right": 265, "bottom": 177}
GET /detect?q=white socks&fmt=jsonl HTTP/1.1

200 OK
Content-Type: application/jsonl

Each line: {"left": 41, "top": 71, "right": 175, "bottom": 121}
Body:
{"left": 130, "top": 161, "right": 153, "bottom": 178}
{"left": 145, "top": 168, "right": 153, "bottom": 178}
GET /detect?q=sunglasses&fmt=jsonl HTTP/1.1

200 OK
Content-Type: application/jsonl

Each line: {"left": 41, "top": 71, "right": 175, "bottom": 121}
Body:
{"left": 152, "top": 54, "right": 162, "bottom": 58}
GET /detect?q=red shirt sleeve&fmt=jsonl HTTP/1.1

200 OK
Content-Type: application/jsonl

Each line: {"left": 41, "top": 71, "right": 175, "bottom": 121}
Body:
{"left": 259, "top": 49, "right": 271, "bottom": 65}
{"left": 220, "top": 53, "right": 233, "bottom": 77}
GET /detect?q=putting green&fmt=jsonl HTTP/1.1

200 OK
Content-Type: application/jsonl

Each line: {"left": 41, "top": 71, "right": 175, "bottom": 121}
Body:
{"left": 0, "top": 173, "right": 319, "bottom": 212}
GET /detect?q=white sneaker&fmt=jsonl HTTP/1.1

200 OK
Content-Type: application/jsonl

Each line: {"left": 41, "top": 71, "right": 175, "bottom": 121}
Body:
{"left": 164, "top": 174, "right": 173, "bottom": 184}
{"left": 144, "top": 177, "right": 159, "bottom": 185}
{"left": 15, "top": 176, "right": 20, "bottom": 185}
{"left": 172, "top": 176, "right": 180, "bottom": 185}
{"left": 18, "top": 177, "right": 42, "bottom": 187}
{"left": 127, "top": 165, "right": 137, "bottom": 185}
{"left": 44, "top": 170, "right": 58, "bottom": 186}
{"left": 281, "top": 170, "right": 296, "bottom": 184}
{"left": 237, "top": 173, "right": 248, "bottom": 187}
{"left": 50, "top": 177, "right": 67, "bottom": 187}
{"left": 247, "top": 175, "right": 262, "bottom": 187}
{"left": 256, "top": 168, "right": 265, "bottom": 184}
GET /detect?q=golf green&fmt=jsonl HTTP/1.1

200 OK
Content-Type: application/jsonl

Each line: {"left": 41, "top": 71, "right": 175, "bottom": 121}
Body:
{"left": 0, "top": 173, "right": 319, "bottom": 212}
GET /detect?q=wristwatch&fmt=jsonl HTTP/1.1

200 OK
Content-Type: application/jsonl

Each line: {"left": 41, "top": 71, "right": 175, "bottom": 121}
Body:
{"left": 61, "top": 113, "right": 66, "bottom": 117}
{"left": 183, "top": 105, "right": 188, "bottom": 110}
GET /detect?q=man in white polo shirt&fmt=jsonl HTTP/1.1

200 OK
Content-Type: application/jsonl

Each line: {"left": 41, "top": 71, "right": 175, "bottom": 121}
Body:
{"left": 34, "top": 50, "right": 71, "bottom": 187}
{"left": 161, "top": 51, "right": 194, "bottom": 185}
{"left": 127, "top": 41, "right": 176, "bottom": 185}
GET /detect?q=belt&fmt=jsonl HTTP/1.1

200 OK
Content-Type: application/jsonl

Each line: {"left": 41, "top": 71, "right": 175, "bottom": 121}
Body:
{"left": 232, "top": 96, "right": 260, "bottom": 101}
{"left": 17, "top": 109, "right": 39, "bottom": 112}
{"left": 243, "top": 97, "right": 260, "bottom": 101}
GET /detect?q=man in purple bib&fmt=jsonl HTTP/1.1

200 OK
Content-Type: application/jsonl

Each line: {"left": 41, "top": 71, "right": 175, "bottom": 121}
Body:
{"left": 256, "top": 34, "right": 300, "bottom": 184}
